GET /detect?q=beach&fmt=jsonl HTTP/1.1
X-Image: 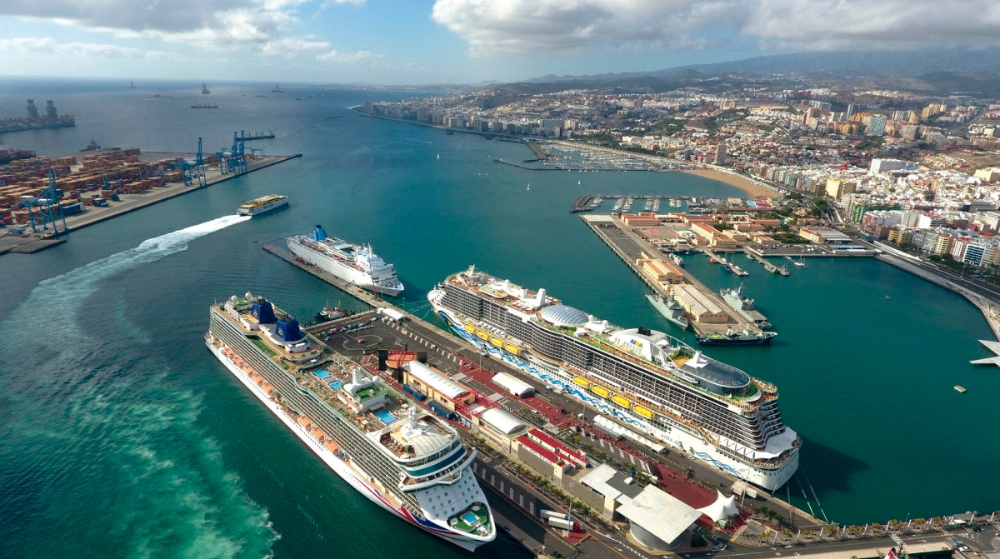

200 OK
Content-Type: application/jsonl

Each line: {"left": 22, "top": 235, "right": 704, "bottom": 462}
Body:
{"left": 681, "top": 168, "right": 783, "bottom": 199}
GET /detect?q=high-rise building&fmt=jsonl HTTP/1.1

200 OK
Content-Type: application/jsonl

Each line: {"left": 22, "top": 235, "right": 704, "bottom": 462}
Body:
{"left": 867, "top": 114, "right": 887, "bottom": 137}
{"left": 714, "top": 142, "right": 727, "bottom": 165}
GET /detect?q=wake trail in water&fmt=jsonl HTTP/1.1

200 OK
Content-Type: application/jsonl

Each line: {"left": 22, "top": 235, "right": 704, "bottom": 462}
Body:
{"left": 6, "top": 214, "right": 250, "bottom": 343}
{"left": 0, "top": 214, "right": 277, "bottom": 559}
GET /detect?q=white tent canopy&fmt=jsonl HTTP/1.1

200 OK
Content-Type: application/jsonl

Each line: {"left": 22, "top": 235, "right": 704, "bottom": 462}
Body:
{"left": 697, "top": 490, "right": 740, "bottom": 526}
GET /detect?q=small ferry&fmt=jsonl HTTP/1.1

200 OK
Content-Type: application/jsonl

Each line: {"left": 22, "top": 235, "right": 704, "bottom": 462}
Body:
{"left": 237, "top": 195, "right": 288, "bottom": 216}
{"left": 955, "top": 385, "right": 967, "bottom": 393}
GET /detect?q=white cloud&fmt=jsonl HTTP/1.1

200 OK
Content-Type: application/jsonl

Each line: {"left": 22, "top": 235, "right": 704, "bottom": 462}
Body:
{"left": 0, "top": 0, "right": 315, "bottom": 52}
{"left": 0, "top": 36, "right": 183, "bottom": 61}
{"left": 316, "top": 49, "right": 385, "bottom": 64}
{"left": 261, "top": 37, "right": 331, "bottom": 57}
{"left": 431, "top": 0, "right": 1000, "bottom": 55}
{"left": 323, "top": 0, "right": 366, "bottom": 6}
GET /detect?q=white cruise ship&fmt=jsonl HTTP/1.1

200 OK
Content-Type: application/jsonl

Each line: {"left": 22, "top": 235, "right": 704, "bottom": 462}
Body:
{"left": 428, "top": 267, "right": 800, "bottom": 491}
{"left": 238, "top": 194, "right": 288, "bottom": 216}
{"left": 287, "top": 226, "right": 403, "bottom": 297}
{"left": 206, "top": 293, "right": 495, "bottom": 551}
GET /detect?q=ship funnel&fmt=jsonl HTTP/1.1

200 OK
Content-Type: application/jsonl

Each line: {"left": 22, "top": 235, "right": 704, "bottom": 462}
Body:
{"left": 534, "top": 288, "right": 547, "bottom": 308}
{"left": 352, "top": 367, "right": 363, "bottom": 385}
{"left": 313, "top": 225, "right": 327, "bottom": 242}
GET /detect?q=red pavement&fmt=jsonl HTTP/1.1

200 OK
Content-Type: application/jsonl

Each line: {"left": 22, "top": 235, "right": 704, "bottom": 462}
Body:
{"left": 652, "top": 462, "right": 717, "bottom": 509}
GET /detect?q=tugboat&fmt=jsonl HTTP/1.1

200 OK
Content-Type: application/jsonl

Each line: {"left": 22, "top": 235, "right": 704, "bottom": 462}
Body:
{"left": 80, "top": 140, "right": 101, "bottom": 152}
{"left": 314, "top": 302, "right": 351, "bottom": 323}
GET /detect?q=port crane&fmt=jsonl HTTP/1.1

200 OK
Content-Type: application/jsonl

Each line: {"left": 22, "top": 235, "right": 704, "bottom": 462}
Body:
{"left": 182, "top": 137, "right": 207, "bottom": 187}
{"left": 18, "top": 170, "right": 68, "bottom": 235}
{"left": 218, "top": 131, "right": 248, "bottom": 176}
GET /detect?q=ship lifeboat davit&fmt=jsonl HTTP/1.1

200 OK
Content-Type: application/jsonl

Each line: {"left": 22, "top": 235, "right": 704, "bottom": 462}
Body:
{"left": 261, "top": 383, "right": 274, "bottom": 396}
{"left": 252, "top": 373, "right": 264, "bottom": 385}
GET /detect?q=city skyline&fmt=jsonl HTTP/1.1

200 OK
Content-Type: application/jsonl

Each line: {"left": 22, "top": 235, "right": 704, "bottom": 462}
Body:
{"left": 2, "top": 0, "right": 1000, "bottom": 84}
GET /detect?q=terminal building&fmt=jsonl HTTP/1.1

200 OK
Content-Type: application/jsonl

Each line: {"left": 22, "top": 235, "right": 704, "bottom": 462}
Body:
{"left": 402, "top": 361, "right": 475, "bottom": 420}
{"left": 580, "top": 464, "right": 739, "bottom": 552}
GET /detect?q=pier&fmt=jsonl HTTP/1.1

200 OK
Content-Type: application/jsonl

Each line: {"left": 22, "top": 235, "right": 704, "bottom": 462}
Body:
{"left": 745, "top": 248, "right": 791, "bottom": 276}
{"left": 570, "top": 193, "right": 692, "bottom": 213}
{"left": 581, "top": 214, "right": 762, "bottom": 337}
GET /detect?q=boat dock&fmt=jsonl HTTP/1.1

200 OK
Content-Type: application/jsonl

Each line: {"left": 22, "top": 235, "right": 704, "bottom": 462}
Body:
{"left": 570, "top": 194, "right": 691, "bottom": 213}
{"left": 581, "top": 214, "right": 762, "bottom": 337}
{"left": 745, "top": 248, "right": 790, "bottom": 276}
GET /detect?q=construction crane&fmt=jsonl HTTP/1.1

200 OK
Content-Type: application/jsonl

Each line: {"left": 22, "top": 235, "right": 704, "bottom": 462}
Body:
{"left": 18, "top": 170, "right": 68, "bottom": 236}
{"left": 218, "top": 131, "right": 247, "bottom": 176}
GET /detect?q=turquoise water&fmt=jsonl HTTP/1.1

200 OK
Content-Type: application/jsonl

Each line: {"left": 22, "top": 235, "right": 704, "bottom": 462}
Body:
{"left": 1, "top": 80, "right": 998, "bottom": 558}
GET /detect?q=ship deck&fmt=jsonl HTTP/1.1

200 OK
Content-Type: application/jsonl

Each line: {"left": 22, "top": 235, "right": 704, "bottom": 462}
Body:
{"left": 215, "top": 304, "right": 458, "bottom": 455}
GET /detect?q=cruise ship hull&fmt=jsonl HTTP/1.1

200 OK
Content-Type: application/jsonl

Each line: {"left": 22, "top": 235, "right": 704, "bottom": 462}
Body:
{"left": 430, "top": 304, "right": 798, "bottom": 491}
{"left": 205, "top": 338, "right": 488, "bottom": 552}
{"left": 286, "top": 237, "right": 403, "bottom": 297}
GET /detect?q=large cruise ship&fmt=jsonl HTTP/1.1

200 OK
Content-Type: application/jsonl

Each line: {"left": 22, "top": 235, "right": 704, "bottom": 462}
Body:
{"left": 287, "top": 226, "right": 404, "bottom": 297}
{"left": 206, "top": 293, "right": 495, "bottom": 551}
{"left": 428, "top": 267, "right": 800, "bottom": 490}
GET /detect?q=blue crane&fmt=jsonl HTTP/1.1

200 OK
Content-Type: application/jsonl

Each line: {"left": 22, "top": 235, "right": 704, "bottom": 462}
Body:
{"left": 218, "top": 131, "right": 247, "bottom": 176}
{"left": 18, "top": 170, "right": 68, "bottom": 235}
{"left": 182, "top": 136, "right": 206, "bottom": 186}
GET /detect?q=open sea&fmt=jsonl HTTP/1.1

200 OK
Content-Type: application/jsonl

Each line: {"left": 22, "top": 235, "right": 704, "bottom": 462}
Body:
{"left": 1, "top": 78, "right": 998, "bottom": 558}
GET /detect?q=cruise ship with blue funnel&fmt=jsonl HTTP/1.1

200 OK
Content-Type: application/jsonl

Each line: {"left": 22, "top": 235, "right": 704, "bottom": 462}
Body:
{"left": 428, "top": 267, "right": 799, "bottom": 490}
{"left": 287, "top": 226, "right": 403, "bottom": 297}
{"left": 206, "top": 293, "right": 494, "bottom": 551}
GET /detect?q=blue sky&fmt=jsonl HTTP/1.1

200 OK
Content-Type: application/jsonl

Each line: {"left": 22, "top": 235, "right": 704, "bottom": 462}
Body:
{"left": 0, "top": 0, "right": 995, "bottom": 84}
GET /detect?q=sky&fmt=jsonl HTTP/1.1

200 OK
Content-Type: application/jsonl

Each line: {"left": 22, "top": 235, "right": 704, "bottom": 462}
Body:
{"left": 0, "top": 0, "right": 998, "bottom": 85}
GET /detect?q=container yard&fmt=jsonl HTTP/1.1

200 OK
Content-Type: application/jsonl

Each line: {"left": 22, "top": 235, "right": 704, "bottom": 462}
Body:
{"left": 0, "top": 145, "right": 301, "bottom": 255}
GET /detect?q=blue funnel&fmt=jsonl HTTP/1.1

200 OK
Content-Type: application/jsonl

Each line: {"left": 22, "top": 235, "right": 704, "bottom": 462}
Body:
{"left": 314, "top": 225, "right": 327, "bottom": 242}
{"left": 251, "top": 300, "right": 276, "bottom": 324}
{"left": 275, "top": 318, "right": 304, "bottom": 342}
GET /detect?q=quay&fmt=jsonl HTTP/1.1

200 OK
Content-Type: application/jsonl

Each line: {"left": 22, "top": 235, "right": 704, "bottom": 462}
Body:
{"left": 580, "top": 213, "right": 762, "bottom": 337}
{"left": 0, "top": 152, "right": 301, "bottom": 256}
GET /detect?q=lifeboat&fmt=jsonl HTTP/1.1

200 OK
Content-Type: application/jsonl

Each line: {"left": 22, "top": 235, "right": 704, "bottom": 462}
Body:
{"left": 311, "top": 428, "right": 326, "bottom": 441}
{"left": 476, "top": 330, "right": 489, "bottom": 340}
{"left": 324, "top": 439, "right": 340, "bottom": 453}
{"left": 572, "top": 376, "right": 590, "bottom": 388}
{"left": 463, "top": 324, "right": 477, "bottom": 333}
{"left": 297, "top": 416, "right": 312, "bottom": 429}
{"left": 252, "top": 373, "right": 264, "bottom": 385}
{"left": 612, "top": 395, "right": 631, "bottom": 408}
{"left": 261, "top": 383, "right": 274, "bottom": 396}
{"left": 490, "top": 337, "right": 504, "bottom": 347}
{"left": 633, "top": 405, "right": 654, "bottom": 419}
{"left": 591, "top": 385, "right": 610, "bottom": 398}
{"left": 504, "top": 343, "right": 521, "bottom": 355}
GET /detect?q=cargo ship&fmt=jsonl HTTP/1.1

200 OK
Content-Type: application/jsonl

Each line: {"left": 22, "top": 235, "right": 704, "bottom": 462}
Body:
{"left": 645, "top": 293, "right": 689, "bottom": 331}
{"left": 206, "top": 293, "right": 495, "bottom": 551}
{"left": 191, "top": 103, "right": 218, "bottom": 109}
{"left": 428, "top": 267, "right": 799, "bottom": 490}
{"left": 237, "top": 195, "right": 288, "bottom": 216}
{"left": 0, "top": 143, "right": 36, "bottom": 165}
{"left": 0, "top": 100, "right": 75, "bottom": 134}
{"left": 287, "top": 226, "right": 404, "bottom": 297}
{"left": 720, "top": 284, "right": 771, "bottom": 330}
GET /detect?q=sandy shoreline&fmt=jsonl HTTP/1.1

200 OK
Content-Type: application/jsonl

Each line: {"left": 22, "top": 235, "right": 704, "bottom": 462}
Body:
{"left": 681, "top": 168, "right": 783, "bottom": 199}
{"left": 546, "top": 140, "right": 781, "bottom": 199}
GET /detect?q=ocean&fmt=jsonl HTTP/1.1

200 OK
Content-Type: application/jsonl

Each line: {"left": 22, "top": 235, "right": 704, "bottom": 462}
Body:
{"left": 1, "top": 78, "right": 997, "bottom": 558}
